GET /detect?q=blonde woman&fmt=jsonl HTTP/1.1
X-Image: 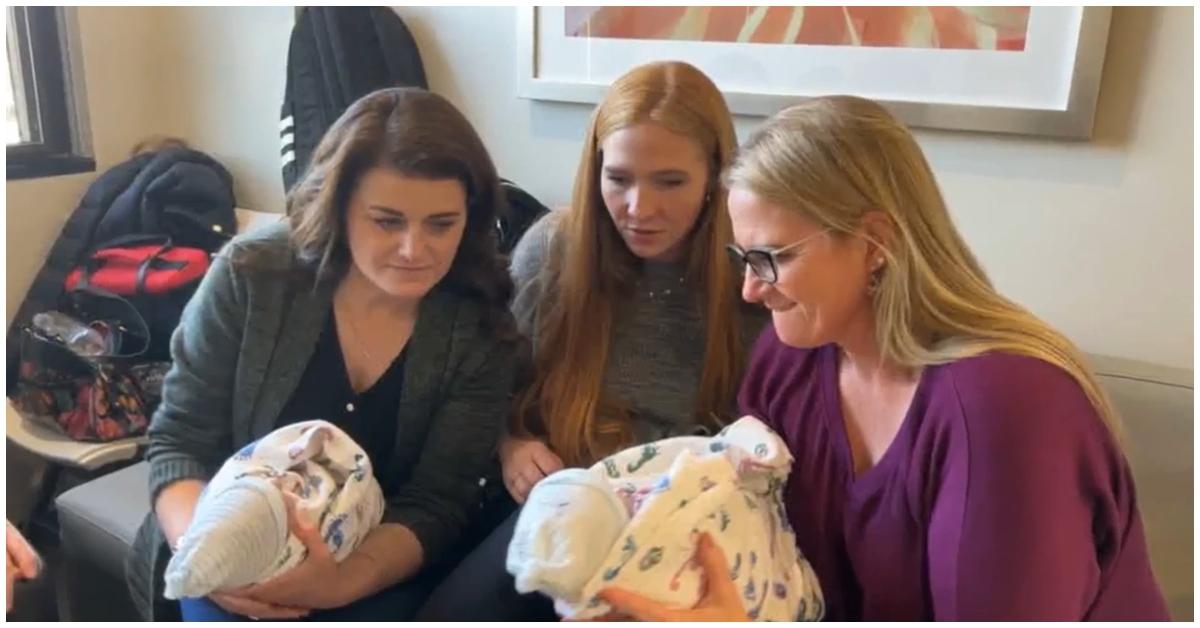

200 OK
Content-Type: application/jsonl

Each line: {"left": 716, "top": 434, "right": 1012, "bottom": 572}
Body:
{"left": 601, "top": 96, "right": 1169, "bottom": 621}
{"left": 416, "top": 61, "right": 767, "bottom": 620}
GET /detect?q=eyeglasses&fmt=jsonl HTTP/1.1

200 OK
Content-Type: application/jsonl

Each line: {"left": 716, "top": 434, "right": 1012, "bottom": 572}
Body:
{"left": 726, "top": 229, "right": 830, "bottom": 284}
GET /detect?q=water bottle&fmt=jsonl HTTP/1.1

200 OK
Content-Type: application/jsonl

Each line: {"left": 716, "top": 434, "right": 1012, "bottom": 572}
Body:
{"left": 32, "top": 311, "right": 108, "bottom": 357}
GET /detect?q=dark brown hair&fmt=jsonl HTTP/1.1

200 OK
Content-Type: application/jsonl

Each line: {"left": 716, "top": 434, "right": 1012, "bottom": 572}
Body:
{"left": 286, "top": 87, "right": 514, "bottom": 339}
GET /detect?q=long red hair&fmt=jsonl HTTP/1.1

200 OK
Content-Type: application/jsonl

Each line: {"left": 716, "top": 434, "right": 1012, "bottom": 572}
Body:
{"left": 512, "top": 61, "right": 745, "bottom": 466}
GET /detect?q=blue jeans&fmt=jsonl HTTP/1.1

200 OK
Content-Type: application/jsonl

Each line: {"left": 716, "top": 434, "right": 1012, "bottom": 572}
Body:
{"left": 179, "top": 574, "right": 441, "bottom": 622}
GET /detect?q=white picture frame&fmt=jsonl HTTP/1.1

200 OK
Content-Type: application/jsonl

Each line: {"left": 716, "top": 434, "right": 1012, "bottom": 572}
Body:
{"left": 517, "top": 6, "right": 1112, "bottom": 139}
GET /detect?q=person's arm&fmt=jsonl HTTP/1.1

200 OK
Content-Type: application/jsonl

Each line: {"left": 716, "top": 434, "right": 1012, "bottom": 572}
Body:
{"left": 244, "top": 310, "right": 520, "bottom": 610}
{"left": 147, "top": 250, "right": 244, "bottom": 545}
{"left": 154, "top": 480, "right": 206, "bottom": 548}
{"left": 319, "top": 522, "right": 425, "bottom": 602}
{"left": 230, "top": 498, "right": 425, "bottom": 613}
{"left": 6, "top": 521, "right": 40, "bottom": 613}
{"left": 381, "top": 335, "right": 517, "bottom": 560}
{"left": 500, "top": 211, "right": 565, "bottom": 502}
{"left": 508, "top": 210, "right": 560, "bottom": 343}
{"left": 926, "top": 367, "right": 1139, "bottom": 620}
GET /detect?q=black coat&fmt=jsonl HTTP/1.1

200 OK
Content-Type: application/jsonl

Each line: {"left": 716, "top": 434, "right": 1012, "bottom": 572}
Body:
{"left": 6, "top": 147, "right": 236, "bottom": 388}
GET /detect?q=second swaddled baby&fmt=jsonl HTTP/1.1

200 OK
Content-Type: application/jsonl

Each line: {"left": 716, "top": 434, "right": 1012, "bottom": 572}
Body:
{"left": 507, "top": 416, "right": 823, "bottom": 621}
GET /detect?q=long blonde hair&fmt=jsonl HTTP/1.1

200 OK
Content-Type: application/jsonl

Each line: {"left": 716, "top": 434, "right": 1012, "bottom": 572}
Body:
{"left": 726, "top": 95, "right": 1120, "bottom": 435}
{"left": 513, "top": 61, "right": 746, "bottom": 466}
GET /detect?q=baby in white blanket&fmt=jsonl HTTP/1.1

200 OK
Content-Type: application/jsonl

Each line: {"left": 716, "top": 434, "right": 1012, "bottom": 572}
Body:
{"left": 506, "top": 416, "right": 823, "bottom": 621}
{"left": 162, "top": 420, "right": 385, "bottom": 600}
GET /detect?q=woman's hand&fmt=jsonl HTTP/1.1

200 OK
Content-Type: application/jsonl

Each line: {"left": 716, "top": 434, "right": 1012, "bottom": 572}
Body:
{"left": 597, "top": 533, "right": 750, "bottom": 622}
{"left": 154, "top": 478, "right": 206, "bottom": 551}
{"left": 498, "top": 435, "right": 564, "bottom": 503}
{"left": 6, "top": 521, "right": 40, "bottom": 613}
{"left": 231, "top": 494, "right": 347, "bottom": 612}
{"left": 208, "top": 591, "right": 310, "bottom": 620}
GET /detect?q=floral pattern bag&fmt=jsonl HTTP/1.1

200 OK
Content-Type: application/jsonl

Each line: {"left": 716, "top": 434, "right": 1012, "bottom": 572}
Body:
{"left": 12, "top": 288, "right": 154, "bottom": 442}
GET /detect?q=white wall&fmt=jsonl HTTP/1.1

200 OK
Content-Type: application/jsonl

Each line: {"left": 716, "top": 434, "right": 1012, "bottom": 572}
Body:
{"left": 11, "top": 7, "right": 1187, "bottom": 370}
{"left": 4, "top": 7, "right": 294, "bottom": 327}
{"left": 154, "top": 6, "right": 294, "bottom": 214}
{"left": 5, "top": 7, "right": 175, "bottom": 323}
{"left": 399, "top": 5, "right": 1194, "bottom": 372}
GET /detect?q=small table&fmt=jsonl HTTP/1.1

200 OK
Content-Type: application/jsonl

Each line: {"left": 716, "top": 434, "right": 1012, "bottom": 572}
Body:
{"left": 7, "top": 399, "right": 147, "bottom": 538}
{"left": 7, "top": 399, "right": 146, "bottom": 471}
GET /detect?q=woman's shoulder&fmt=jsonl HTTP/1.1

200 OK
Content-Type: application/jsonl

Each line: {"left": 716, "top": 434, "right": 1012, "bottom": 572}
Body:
{"left": 218, "top": 220, "right": 296, "bottom": 275}
{"left": 426, "top": 287, "right": 518, "bottom": 348}
{"left": 414, "top": 288, "right": 519, "bottom": 386}
{"left": 938, "top": 353, "right": 1096, "bottom": 415}
{"left": 930, "top": 352, "right": 1113, "bottom": 452}
{"left": 509, "top": 210, "right": 564, "bottom": 283}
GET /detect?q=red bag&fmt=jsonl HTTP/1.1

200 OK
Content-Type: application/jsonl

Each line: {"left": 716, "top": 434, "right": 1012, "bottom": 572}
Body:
{"left": 65, "top": 240, "right": 210, "bottom": 296}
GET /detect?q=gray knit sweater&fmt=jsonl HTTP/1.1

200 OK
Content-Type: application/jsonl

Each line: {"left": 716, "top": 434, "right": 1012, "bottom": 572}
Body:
{"left": 510, "top": 212, "right": 768, "bottom": 443}
{"left": 126, "top": 223, "right": 518, "bottom": 619}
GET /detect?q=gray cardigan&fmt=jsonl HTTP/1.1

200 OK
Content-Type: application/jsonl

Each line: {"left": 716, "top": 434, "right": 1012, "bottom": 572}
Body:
{"left": 125, "top": 223, "right": 518, "bottom": 619}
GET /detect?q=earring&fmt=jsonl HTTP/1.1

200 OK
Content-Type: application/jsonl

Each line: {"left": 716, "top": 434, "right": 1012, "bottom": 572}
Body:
{"left": 867, "top": 258, "right": 885, "bottom": 296}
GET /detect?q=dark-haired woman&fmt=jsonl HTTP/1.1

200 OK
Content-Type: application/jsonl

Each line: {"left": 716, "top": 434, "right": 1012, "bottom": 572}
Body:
{"left": 126, "top": 87, "right": 520, "bottom": 621}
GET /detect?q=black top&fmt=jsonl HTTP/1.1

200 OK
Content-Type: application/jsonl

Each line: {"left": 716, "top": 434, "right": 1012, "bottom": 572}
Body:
{"left": 275, "top": 308, "right": 407, "bottom": 479}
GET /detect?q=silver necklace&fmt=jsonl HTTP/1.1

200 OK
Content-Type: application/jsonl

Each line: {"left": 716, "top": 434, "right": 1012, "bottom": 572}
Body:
{"left": 339, "top": 301, "right": 374, "bottom": 364}
{"left": 647, "top": 276, "right": 687, "bottom": 299}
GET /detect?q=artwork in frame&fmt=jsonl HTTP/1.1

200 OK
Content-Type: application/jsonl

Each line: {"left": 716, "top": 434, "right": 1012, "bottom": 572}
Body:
{"left": 517, "top": 6, "right": 1112, "bottom": 138}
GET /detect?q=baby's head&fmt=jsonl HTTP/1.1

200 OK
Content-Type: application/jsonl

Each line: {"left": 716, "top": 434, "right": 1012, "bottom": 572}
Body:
{"left": 507, "top": 468, "right": 631, "bottom": 604}
{"left": 162, "top": 476, "right": 291, "bottom": 600}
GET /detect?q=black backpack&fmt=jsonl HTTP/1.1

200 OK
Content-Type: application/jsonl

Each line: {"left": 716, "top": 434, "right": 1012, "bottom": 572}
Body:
{"left": 498, "top": 179, "right": 551, "bottom": 256}
{"left": 279, "top": 7, "right": 428, "bottom": 193}
{"left": 275, "top": 8, "right": 548, "bottom": 256}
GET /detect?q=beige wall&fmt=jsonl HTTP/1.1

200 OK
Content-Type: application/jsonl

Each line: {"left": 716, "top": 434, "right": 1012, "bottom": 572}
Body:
{"left": 153, "top": 6, "right": 294, "bottom": 214}
{"left": 6, "top": 7, "right": 174, "bottom": 324}
{"left": 401, "top": 5, "right": 1194, "bottom": 372}
{"left": 4, "top": 7, "right": 294, "bottom": 325}
{"left": 12, "top": 7, "right": 1190, "bottom": 369}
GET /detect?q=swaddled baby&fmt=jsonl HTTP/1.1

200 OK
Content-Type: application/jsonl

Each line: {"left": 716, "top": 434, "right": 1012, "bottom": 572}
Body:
{"left": 162, "top": 420, "right": 385, "bottom": 600}
{"left": 507, "top": 416, "right": 823, "bottom": 621}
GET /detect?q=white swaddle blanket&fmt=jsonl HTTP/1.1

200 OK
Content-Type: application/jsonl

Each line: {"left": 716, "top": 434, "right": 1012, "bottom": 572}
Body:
{"left": 162, "top": 420, "right": 385, "bottom": 600}
{"left": 507, "top": 416, "right": 823, "bottom": 621}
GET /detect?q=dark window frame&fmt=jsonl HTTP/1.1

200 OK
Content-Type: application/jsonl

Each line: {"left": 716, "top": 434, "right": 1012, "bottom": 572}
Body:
{"left": 6, "top": 6, "right": 94, "bottom": 180}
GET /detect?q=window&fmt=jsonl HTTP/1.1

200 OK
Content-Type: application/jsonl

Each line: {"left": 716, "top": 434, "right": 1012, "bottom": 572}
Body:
{"left": 6, "top": 6, "right": 93, "bottom": 180}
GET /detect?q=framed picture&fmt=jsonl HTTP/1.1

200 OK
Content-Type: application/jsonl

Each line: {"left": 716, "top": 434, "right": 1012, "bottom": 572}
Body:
{"left": 517, "top": 6, "right": 1112, "bottom": 138}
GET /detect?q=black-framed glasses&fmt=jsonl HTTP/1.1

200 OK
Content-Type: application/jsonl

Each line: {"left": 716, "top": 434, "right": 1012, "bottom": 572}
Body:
{"left": 726, "top": 229, "right": 830, "bottom": 284}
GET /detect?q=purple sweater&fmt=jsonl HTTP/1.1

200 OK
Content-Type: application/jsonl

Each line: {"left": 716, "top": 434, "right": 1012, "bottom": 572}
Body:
{"left": 739, "top": 328, "right": 1169, "bottom": 621}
